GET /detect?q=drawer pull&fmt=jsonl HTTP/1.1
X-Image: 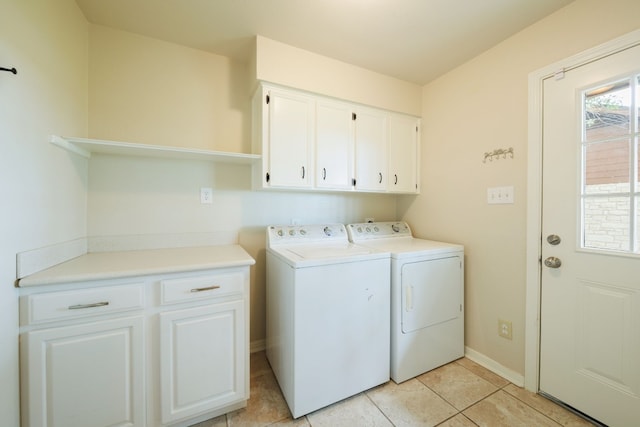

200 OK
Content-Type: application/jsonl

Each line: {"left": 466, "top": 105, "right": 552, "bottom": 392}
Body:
{"left": 68, "top": 301, "right": 110, "bottom": 310}
{"left": 190, "top": 285, "right": 221, "bottom": 293}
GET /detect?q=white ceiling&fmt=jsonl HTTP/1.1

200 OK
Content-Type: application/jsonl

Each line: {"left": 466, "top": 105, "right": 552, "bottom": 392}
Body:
{"left": 75, "top": 0, "right": 574, "bottom": 85}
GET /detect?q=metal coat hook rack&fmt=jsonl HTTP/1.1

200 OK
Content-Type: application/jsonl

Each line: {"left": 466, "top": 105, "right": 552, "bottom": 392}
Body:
{"left": 483, "top": 147, "right": 514, "bottom": 163}
{"left": 1, "top": 67, "right": 17, "bottom": 75}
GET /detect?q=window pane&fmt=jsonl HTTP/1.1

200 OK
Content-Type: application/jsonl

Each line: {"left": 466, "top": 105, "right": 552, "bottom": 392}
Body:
{"left": 585, "top": 80, "right": 631, "bottom": 142}
{"left": 637, "top": 76, "right": 640, "bottom": 134}
{"left": 583, "top": 196, "right": 630, "bottom": 251}
{"left": 637, "top": 197, "right": 640, "bottom": 253}
{"left": 584, "top": 139, "right": 630, "bottom": 194}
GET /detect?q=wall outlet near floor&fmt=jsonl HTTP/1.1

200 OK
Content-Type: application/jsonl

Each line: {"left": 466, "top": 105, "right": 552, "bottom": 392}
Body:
{"left": 498, "top": 319, "right": 513, "bottom": 340}
{"left": 200, "top": 187, "right": 213, "bottom": 204}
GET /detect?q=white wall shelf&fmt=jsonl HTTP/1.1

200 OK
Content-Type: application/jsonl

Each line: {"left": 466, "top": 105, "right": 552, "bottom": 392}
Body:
{"left": 51, "top": 135, "right": 261, "bottom": 164}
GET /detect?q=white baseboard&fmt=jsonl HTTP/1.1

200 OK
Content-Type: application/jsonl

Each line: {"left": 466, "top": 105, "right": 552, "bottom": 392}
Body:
{"left": 464, "top": 346, "right": 524, "bottom": 387}
{"left": 250, "top": 339, "right": 266, "bottom": 353}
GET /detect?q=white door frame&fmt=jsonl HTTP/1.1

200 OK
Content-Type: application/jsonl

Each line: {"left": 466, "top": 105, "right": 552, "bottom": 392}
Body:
{"left": 525, "top": 29, "right": 640, "bottom": 392}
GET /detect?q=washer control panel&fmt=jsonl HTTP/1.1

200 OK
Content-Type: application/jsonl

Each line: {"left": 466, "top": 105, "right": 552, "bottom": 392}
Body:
{"left": 347, "top": 221, "right": 412, "bottom": 241}
{"left": 267, "top": 223, "right": 348, "bottom": 245}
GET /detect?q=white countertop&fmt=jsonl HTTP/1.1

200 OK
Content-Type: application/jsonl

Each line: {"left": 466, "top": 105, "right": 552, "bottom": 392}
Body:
{"left": 18, "top": 245, "right": 255, "bottom": 287}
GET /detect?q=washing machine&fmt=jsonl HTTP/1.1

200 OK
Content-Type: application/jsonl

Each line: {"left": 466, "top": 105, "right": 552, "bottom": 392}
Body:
{"left": 265, "top": 223, "right": 390, "bottom": 418}
{"left": 347, "top": 221, "right": 464, "bottom": 383}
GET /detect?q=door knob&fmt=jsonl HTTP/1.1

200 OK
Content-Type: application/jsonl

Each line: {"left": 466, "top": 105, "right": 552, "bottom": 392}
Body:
{"left": 544, "top": 256, "right": 562, "bottom": 268}
{"left": 547, "top": 234, "right": 561, "bottom": 245}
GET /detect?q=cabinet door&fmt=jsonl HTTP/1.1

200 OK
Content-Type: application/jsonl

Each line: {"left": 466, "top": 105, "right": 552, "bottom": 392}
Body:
{"left": 388, "top": 114, "right": 420, "bottom": 193}
{"left": 315, "top": 99, "right": 354, "bottom": 190}
{"left": 160, "top": 300, "right": 245, "bottom": 424}
{"left": 22, "top": 316, "right": 144, "bottom": 427}
{"left": 267, "top": 89, "right": 314, "bottom": 188}
{"left": 354, "top": 107, "right": 388, "bottom": 191}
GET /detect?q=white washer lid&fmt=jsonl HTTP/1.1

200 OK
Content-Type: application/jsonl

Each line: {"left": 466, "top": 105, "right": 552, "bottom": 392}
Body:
{"left": 268, "top": 242, "right": 389, "bottom": 267}
{"left": 287, "top": 243, "right": 372, "bottom": 258}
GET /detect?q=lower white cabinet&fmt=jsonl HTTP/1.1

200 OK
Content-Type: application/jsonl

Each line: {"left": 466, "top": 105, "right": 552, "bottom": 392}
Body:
{"left": 159, "top": 300, "right": 245, "bottom": 424}
{"left": 19, "top": 262, "right": 251, "bottom": 427}
{"left": 22, "top": 315, "right": 145, "bottom": 427}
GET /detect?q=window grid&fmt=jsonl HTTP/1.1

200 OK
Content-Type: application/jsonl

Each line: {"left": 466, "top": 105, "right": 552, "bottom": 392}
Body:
{"left": 581, "top": 75, "right": 640, "bottom": 254}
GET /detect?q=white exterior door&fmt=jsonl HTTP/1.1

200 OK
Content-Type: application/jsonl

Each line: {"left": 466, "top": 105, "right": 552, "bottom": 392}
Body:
{"left": 540, "top": 43, "right": 640, "bottom": 426}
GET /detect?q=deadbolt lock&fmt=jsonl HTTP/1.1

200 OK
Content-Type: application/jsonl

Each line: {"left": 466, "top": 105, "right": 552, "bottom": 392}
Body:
{"left": 547, "top": 234, "right": 561, "bottom": 245}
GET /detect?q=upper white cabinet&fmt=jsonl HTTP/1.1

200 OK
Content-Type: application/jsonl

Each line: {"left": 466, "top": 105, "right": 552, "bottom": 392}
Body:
{"left": 388, "top": 114, "right": 420, "bottom": 194}
{"left": 253, "top": 83, "right": 420, "bottom": 194}
{"left": 353, "top": 107, "right": 388, "bottom": 192}
{"left": 315, "top": 99, "right": 354, "bottom": 190}
{"left": 253, "top": 86, "right": 314, "bottom": 189}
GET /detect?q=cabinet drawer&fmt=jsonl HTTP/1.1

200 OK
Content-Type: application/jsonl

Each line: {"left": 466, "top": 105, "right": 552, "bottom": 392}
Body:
{"left": 160, "top": 272, "right": 243, "bottom": 305}
{"left": 24, "top": 284, "right": 145, "bottom": 325}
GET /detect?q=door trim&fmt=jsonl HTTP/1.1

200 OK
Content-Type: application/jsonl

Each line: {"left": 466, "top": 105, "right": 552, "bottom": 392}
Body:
{"left": 525, "top": 29, "right": 640, "bottom": 392}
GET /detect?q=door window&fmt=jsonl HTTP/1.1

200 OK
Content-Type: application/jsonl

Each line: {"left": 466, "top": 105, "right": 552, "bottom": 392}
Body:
{"left": 581, "top": 75, "right": 640, "bottom": 253}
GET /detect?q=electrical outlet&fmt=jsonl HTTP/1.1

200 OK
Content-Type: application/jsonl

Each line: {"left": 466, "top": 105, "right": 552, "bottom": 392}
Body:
{"left": 200, "top": 187, "right": 213, "bottom": 204}
{"left": 498, "top": 319, "right": 513, "bottom": 340}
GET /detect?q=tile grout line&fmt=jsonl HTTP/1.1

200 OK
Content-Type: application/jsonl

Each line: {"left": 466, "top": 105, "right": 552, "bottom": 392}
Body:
{"left": 363, "top": 390, "right": 397, "bottom": 426}
{"left": 500, "top": 387, "right": 567, "bottom": 426}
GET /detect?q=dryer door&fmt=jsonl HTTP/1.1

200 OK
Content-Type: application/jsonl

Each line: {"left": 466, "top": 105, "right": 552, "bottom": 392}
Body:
{"left": 401, "top": 256, "right": 462, "bottom": 333}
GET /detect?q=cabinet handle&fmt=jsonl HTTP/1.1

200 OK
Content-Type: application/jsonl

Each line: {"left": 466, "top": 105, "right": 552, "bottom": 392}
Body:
{"left": 394, "top": 174, "right": 398, "bottom": 185}
{"left": 301, "top": 166, "right": 305, "bottom": 179}
{"left": 322, "top": 168, "right": 327, "bottom": 180}
{"left": 378, "top": 172, "right": 383, "bottom": 184}
{"left": 68, "top": 301, "right": 109, "bottom": 310}
{"left": 190, "top": 285, "right": 221, "bottom": 293}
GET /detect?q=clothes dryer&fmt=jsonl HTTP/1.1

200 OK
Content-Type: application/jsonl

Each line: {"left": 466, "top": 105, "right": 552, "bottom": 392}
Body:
{"left": 348, "top": 221, "right": 464, "bottom": 383}
{"left": 266, "top": 223, "right": 390, "bottom": 418}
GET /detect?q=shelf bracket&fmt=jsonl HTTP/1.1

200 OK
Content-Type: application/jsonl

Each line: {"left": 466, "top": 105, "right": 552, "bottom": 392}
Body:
{"left": 50, "top": 135, "right": 91, "bottom": 158}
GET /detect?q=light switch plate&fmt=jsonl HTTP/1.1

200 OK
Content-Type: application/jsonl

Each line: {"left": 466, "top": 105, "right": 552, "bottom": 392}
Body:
{"left": 487, "top": 186, "right": 514, "bottom": 204}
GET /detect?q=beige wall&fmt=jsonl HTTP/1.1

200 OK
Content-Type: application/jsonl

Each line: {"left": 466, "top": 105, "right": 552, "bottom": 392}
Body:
{"left": 255, "top": 35, "right": 422, "bottom": 116}
{"left": 8, "top": 9, "right": 638, "bottom": 420}
{"left": 89, "top": 25, "right": 251, "bottom": 153}
{"left": 0, "top": 0, "right": 88, "bottom": 423}
{"left": 400, "top": 0, "right": 640, "bottom": 375}
{"left": 86, "top": 27, "right": 400, "bottom": 347}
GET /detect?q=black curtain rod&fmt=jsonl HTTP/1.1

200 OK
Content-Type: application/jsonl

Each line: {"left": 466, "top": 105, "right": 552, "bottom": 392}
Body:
{"left": 1, "top": 67, "right": 17, "bottom": 74}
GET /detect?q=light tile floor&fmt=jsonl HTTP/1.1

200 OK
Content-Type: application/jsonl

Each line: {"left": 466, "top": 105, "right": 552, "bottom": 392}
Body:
{"left": 193, "top": 352, "right": 596, "bottom": 427}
